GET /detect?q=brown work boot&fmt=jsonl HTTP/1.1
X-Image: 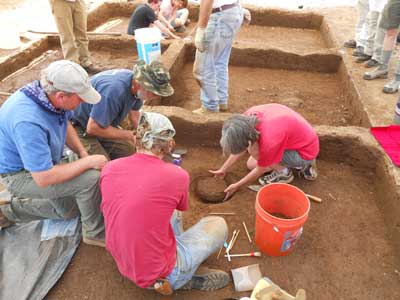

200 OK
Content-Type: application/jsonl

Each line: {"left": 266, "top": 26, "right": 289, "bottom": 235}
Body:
{"left": 219, "top": 103, "right": 228, "bottom": 112}
{"left": 0, "top": 209, "right": 13, "bottom": 229}
{"left": 192, "top": 107, "right": 218, "bottom": 115}
{"left": 180, "top": 268, "right": 229, "bottom": 291}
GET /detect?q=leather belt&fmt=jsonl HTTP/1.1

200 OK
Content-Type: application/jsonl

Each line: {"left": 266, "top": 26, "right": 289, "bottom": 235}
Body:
{"left": 211, "top": 1, "right": 238, "bottom": 14}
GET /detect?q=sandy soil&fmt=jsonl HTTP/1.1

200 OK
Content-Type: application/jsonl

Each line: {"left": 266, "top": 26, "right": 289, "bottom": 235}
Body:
{"left": 46, "top": 146, "right": 400, "bottom": 300}
{"left": 166, "top": 63, "right": 351, "bottom": 126}
{"left": 0, "top": 47, "right": 138, "bottom": 104}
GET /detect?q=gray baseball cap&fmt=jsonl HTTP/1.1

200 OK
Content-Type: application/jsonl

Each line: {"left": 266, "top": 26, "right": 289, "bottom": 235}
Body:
{"left": 46, "top": 60, "right": 101, "bottom": 104}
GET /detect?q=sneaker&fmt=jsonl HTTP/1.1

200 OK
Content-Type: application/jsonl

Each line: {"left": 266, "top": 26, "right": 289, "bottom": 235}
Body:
{"left": 258, "top": 168, "right": 294, "bottom": 185}
{"left": 383, "top": 79, "right": 400, "bottom": 94}
{"left": 299, "top": 161, "right": 318, "bottom": 181}
{"left": 83, "top": 236, "right": 105, "bottom": 247}
{"left": 181, "top": 268, "right": 229, "bottom": 291}
{"left": 0, "top": 209, "right": 13, "bottom": 230}
{"left": 343, "top": 39, "right": 357, "bottom": 48}
{"left": 364, "top": 58, "right": 380, "bottom": 68}
{"left": 363, "top": 66, "right": 388, "bottom": 80}
{"left": 192, "top": 107, "right": 218, "bottom": 115}
{"left": 219, "top": 103, "right": 228, "bottom": 112}
{"left": 355, "top": 53, "right": 372, "bottom": 63}
{"left": 352, "top": 46, "right": 364, "bottom": 57}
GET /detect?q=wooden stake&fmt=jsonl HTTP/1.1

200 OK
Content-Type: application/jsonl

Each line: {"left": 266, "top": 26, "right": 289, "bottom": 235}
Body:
{"left": 242, "top": 221, "right": 253, "bottom": 243}
{"left": 224, "top": 251, "right": 262, "bottom": 258}
{"left": 208, "top": 212, "right": 236, "bottom": 215}
{"left": 306, "top": 194, "right": 322, "bottom": 203}
{"left": 0, "top": 92, "right": 12, "bottom": 96}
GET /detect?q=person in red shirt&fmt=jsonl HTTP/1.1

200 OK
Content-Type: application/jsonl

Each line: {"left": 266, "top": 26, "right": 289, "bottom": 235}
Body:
{"left": 100, "top": 112, "right": 229, "bottom": 295}
{"left": 211, "top": 104, "right": 319, "bottom": 199}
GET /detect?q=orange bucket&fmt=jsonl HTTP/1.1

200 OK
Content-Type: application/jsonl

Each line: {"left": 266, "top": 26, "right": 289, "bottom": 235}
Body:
{"left": 255, "top": 183, "right": 310, "bottom": 256}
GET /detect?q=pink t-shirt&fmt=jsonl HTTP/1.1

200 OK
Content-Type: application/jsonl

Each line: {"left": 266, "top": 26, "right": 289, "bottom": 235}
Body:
{"left": 244, "top": 104, "right": 319, "bottom": 167}
{"left": 100, "top": 153, "right": 189, "bottom": 288}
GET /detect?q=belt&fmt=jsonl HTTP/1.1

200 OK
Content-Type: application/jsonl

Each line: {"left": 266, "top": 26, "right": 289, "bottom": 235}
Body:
{"left": 211, "top": 2, "right": 238, "bottom": 14}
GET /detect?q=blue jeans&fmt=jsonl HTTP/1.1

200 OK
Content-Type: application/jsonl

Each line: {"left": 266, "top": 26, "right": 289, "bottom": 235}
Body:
{"left": 167, "top": 211, "right": 228, "bottom": 290}
{"left": 193, "top": 6, "right": 243, "bottom": 111}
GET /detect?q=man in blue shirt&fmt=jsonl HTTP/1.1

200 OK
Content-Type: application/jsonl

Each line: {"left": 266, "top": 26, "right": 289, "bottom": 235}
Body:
{"left": 72, "top": 60, "right": 174, "bottom": 160}
{"left": 0, "top": 60, "right": 107, "bottom": 247}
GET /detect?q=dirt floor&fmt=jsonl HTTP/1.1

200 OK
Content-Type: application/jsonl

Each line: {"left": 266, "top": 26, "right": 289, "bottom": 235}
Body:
{"left": 46, "top": 146, "right": 400, "bottom": 300}
{"left": 166, "top": 63, "right": 351, "bottom": 126}
{"left": 0, "top": 47, "right": 138, "bottom": 104}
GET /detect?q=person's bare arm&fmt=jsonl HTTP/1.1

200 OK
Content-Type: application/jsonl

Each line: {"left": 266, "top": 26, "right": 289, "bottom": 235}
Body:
{"left": 86, "top": 117, "right": 136, "bottom": 143}
{"left": 31, "top": 155, "right": 108, "bottom": 187}
{"left": 65, "top": 122, "right": 88, "bottom": 158}
{"left": 153, "top": 20, "right": 180, "bottom": 39}
{"left": 158, "top": 12, "right": 175, "bottom": 31}
{"left": 198, "top": 0, "right": 213, "bottom": 28}
{"left": 128, "top": 110, "right": 140, "bottom": 130}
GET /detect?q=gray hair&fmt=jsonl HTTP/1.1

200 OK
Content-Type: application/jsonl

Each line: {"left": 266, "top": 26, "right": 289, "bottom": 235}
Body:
{"left": 220, "top": 114, "right": 259, "bottom": 155}
{"left": 40, "top": 69, "right": 72, "bottom": 96}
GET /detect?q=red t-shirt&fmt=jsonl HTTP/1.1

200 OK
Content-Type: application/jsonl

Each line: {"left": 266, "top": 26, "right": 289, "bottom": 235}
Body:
{"left": 244, "top": 104, "right": 319, "bottom": 167}
{"left": 100, "top": 153, "right": 189, "bottom": 288}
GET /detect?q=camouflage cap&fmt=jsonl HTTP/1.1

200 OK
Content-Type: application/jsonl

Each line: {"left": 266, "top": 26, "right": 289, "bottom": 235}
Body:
{"left": 133, "top": 60, "right": 174, "bottom": 97}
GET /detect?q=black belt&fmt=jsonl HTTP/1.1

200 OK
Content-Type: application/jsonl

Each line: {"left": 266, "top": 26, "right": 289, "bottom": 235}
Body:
{"left": 211, "top": 2, "right": 238, "bottom": 14}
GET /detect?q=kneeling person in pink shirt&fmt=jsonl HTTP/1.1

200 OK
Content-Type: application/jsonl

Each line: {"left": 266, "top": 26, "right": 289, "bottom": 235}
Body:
{"left": 211, "top": 104, "right": 320, "bottom": 198}
{"left": 100, "top": 112, "right": 229, "bottom": 294}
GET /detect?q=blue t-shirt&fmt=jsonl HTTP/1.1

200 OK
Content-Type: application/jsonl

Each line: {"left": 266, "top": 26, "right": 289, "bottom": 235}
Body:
{"left": 0, "top": 91, "right": 72, "bottom": 173}
{"left": 72, "top": 69, "right": 142, "bottom": 129}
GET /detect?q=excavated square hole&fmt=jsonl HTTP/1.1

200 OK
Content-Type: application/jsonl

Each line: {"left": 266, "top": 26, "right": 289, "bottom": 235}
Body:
{"left": 162, "top": 44, "right": 361, "bottom": 126}
{"left": 0, "top": 36, "right": 169, "bottom": 105}
{"left": 46, "top": 116, "right": 400, "bottom": 300}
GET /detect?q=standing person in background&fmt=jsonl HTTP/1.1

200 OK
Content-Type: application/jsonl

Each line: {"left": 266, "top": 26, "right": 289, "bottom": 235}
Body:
{"left": 364, "top": 0, "right": 400, "bottom": 94}
{"left": 127, "top": 0, "right": 181, "bottom": 39}
{"left": 49, "top": 0, "right": 102, "bottom": 74}
{"left": 192, "top": 0, "right": 243, "bottom": 114}
{"left": 160, "top": 0, "right": 190, "bottom": 33}
{"left": 344, "top": 0, "right": 369, "bottom": 54}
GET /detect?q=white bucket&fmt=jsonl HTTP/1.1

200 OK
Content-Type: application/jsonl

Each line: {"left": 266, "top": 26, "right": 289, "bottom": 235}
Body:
{"left": 134, "top": 28, "right": 161, "bottom": 64}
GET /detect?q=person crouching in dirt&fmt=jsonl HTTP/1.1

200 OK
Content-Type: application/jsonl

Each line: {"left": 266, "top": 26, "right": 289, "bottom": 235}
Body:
{"left": 100, "top": 112, "right": 229, "bottom": 295}
{"left": 127, "top": 0, "right": 181, "bottom": 39}
{"left": 211, "top": 103, "right": 319, "bottom": 199}
{"left": 71, "top": 60, "right": 174, "bottom": 160}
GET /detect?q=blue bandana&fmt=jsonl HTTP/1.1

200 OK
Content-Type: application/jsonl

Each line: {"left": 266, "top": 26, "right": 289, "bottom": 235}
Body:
{"left": 20, "top": 80, "right": 66, "bottom": 124}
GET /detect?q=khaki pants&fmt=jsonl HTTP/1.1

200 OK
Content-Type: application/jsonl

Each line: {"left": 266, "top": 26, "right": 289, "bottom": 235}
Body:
{"left": 50, "top": 0, "right": 91, "bottom": 66}
{"left": 0, "top": 169, "right": 104, "bottom": 240}
{"left": 74, "top": 125, "right": 135, "bottom": 160}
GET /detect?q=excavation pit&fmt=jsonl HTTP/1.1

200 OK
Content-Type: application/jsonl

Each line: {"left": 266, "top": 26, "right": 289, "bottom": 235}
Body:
{"left": 45, "top": 111, "right": 400, "bottom": 300}
{"left": 0, "top": 36, "right": 170, "bottom": 105}
{"left": 162, "top": 45, "right": 360, "bottom": 126}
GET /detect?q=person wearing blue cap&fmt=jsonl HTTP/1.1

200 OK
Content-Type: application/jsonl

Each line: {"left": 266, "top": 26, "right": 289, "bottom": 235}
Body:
{"left": 0, "top": 60, "right": 107, "bottom": 247}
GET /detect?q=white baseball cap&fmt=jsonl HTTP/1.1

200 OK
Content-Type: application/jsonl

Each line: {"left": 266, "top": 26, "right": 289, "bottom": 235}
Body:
{"left": 46, "top": 60, "right": 101, "bottom": 104}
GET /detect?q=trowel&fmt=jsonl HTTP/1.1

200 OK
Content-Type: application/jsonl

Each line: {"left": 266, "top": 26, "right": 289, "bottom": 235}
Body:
{"left": 247, "top": 185, "right": 263, "bottom": 192}
{"left": 247, "top": 185, "right": 322, "bottom": 203}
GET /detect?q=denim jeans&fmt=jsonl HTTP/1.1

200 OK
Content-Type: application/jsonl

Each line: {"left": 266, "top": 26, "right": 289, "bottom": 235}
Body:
{"left": 193, "top": 6, "right": 243, "bottom": 111}
{"left": 0, "top": 169, "right": 104, "bottom": 239}
{"left": 167, "top": 211, "right": 228, "bottom": 290}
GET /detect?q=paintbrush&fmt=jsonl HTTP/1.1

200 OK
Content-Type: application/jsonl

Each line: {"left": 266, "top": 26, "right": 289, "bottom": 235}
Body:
{"left": 224, "top": 251, "right": 262, "bottom": 258}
